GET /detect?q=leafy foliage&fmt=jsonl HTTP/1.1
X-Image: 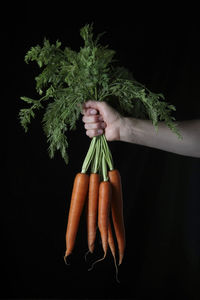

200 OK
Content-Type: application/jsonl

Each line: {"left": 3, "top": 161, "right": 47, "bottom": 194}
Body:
{"left": 19, "top": 24, "right": 180, "bottom": 164}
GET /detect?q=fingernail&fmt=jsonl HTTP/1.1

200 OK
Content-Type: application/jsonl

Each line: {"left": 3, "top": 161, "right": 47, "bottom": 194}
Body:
{"left": 90, "top": 109, "right": 96, "bottom": 115}
{"left": 97, "top": 129, "right": 103, "bottom": 134}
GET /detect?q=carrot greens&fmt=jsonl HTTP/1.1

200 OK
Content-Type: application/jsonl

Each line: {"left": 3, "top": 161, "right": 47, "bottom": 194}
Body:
{"left": 19, "top": 24, "right": 180, "bottom": 165}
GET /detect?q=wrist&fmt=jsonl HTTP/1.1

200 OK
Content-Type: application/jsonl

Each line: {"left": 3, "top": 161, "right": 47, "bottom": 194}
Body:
{"left": 119, "top": 117, "right": 147, "bottom": 144}
{"left": 105, "top": 115, "right": 127, "bottom": 142}
{"left": 112, "top": 116, "right": 127, "bottom": 141}
{"left": 118, "top": 117, "right": 135, "bottom": 142}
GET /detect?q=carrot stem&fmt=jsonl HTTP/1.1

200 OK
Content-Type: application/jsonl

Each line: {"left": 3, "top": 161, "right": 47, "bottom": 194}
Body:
{"left": 84, "top": 250, "right": 90, "bottom": 262}
{"left": 102, "top": 153, "right": 108, "bottom": 182}
{"left": 102, "top": 134, "right": 114, "bottom": 171}
{"left": 81, "top": 136, "right": 97, "bottom": 173}
{"left": 91, "top": 136, "right": 101, "bottom": 173}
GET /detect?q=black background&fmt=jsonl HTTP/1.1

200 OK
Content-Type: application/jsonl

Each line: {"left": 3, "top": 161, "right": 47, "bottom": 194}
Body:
{"left": 3, "top": 3, "right": 200, "bottom": 300}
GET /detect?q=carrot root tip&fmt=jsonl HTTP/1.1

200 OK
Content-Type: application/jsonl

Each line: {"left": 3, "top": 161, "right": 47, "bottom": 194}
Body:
{"left": 84, "top": 250, "right": 90, "bottom": 262}
{"left": 113, "top": 256, "right": 120, "bottom": 284}
{"left": 89, "top": 244, "right": 95, "bottom": 253}
{"left": 88, "top": 253, "right": 106, "bottom": 271}
{"left": 64, "top": 255, "right": 70, "bottom": 266}
{"left": 118, "top": 256, "right": 123, "bottom": 266}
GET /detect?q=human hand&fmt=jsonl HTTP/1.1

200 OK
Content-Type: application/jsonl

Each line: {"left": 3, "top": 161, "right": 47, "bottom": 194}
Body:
{"left": 82, "top": 100, "right": 123, "bottom": 141}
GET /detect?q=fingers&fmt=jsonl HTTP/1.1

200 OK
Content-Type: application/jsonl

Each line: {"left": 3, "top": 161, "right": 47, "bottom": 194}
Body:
{"left": 82, "top": 104, "right": 106, "bottom": 138}
{"left": 83, "top": 100, "right": 100, "bottom": 110}
{"left": 84, "top": 121, "right": 106, "bottom": 130}
{"left": 85, "top": 128, "right": 104, "bottom": 138}
{"left": 83, "top": 118, "right": 106, "bottom": 138}
{"left": 82, "top": 107, "right": 98, "bottom": 116}
{"left": 82, "top": 100, "right": 113, "bottom": 138}
{"left": 82, "top": 100, "right": 107, "bottom": 115}
{"left": 82, "top": 114, "right": 103, "bottom": 123}
{"left": 82, "top": 100, "right": 121, "bottom": 141}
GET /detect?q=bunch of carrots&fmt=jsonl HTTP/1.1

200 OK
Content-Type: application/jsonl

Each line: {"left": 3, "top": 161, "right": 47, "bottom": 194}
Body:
{"left": 64, "top": 134, "right": 125, "bottom": 281}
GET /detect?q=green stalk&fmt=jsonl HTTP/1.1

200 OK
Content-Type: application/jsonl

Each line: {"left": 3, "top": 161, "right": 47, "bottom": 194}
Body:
{"left": 101, "top": 134, "right": 114, "bottom": 171}
{"left": 98, "top": 142, "right": 103, "bottom": 181}
{"left": 81, "top": 137, "right": 97, "bottom": 173}
{"left": 101, "top": 152, "right": 108, "bottom": 181}
{"left": 91, "top": 136, "right": 101, "bottom": 173}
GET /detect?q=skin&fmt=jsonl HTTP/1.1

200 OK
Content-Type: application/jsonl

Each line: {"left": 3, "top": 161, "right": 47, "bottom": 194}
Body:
{"left": 82, "top": 100, "right": 200, "bottom": 158}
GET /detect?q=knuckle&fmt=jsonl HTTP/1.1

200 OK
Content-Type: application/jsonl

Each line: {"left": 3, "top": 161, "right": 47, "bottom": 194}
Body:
{"left": 88, "top": 130, "right": 96, "bottom": 138}
{"left": 88, "top": 115, "right": 97, "bottom": 122}
{"left": 100, "top": 101, "right": 107, "bottom": 107}
{"left": 100, "top": 122, "right": 106, "bottom": 128}
{"left": 86, "top": 130, "right": 91, "bottom": 138}
{"left": 82, "top": 115, "right": 98, "bottom": 123}
{"left": 85, "top": 122, "right": 100, "bottom": 130}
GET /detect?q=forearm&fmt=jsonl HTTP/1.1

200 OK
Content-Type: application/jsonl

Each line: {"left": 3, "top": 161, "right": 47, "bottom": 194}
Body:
{"left": 119, "top": 118, "right": 200, "bottom": 158}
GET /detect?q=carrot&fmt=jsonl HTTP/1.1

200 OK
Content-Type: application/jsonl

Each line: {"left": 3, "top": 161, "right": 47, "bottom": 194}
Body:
{"left": 108, "top": 220, "right": 119, "bottom": 283}
{"left": 64, "top": 172, "right": 89, "bottom": 263}
{"left": 87, "top": 173, "right": 100, "bottom": 253}
{"left": 98, "top": 180, "right": 112, "bottom": 257}
{"left": 109, "top": 169, "right": 126, "bottom": 265}
{"left": 88, "top": 180, "right": 111, "bottom": 271}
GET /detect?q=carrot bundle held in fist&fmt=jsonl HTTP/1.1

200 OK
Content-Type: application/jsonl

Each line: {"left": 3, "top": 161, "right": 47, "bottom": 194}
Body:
{"left": 64, "top": 135, "right": 126, "bottom": 281}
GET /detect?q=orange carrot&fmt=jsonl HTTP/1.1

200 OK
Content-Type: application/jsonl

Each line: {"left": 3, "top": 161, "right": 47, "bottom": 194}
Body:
{"left": 108, "top": 220, "right": 119, "bottom": 283}
{"left": 109, "top": 169, "right": 126, "bottom": 265}
{"left": 87, "top": 173, "right": 100, "bottom": 253}
{"left": 64, "top": 173, "right": 89, "bottom": 263}
{"left": 98, "top": 180, "right": 112, "bottom": 257}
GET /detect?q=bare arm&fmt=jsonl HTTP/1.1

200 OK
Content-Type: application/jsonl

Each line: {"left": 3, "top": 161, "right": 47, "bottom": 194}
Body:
{"left": 120, "top": 118, "right": 200, "bottom": 158}
{"left": 82, "top": 101, "right": 200, "bottom": 158}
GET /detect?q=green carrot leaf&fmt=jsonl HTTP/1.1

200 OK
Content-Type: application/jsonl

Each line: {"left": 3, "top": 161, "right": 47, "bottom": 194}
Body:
{"left": 19, "top": 23, "right": 180, "bottom": 164}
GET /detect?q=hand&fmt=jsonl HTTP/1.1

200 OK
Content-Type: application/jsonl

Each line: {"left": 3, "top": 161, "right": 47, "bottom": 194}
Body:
{"left": 82, "top": 100, "right": 123, "bottom": 141}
